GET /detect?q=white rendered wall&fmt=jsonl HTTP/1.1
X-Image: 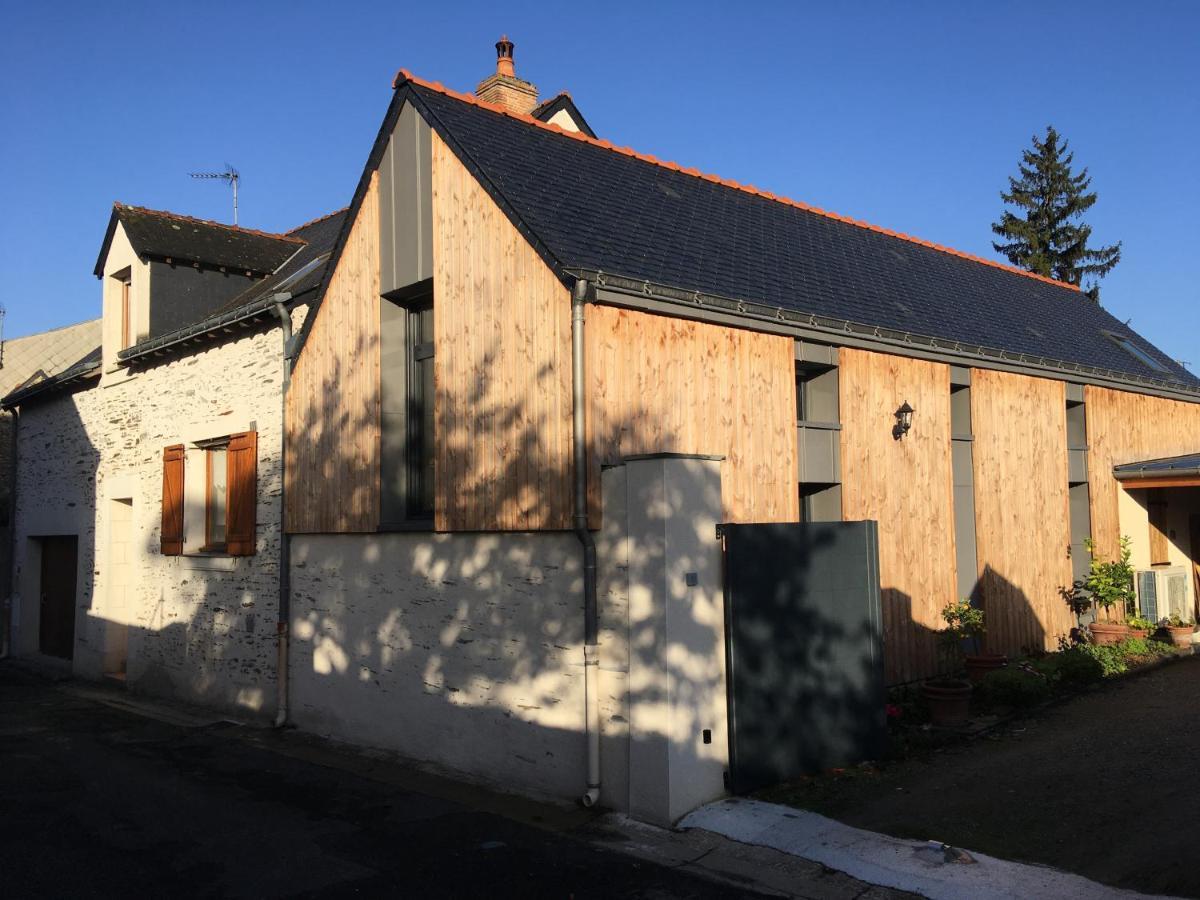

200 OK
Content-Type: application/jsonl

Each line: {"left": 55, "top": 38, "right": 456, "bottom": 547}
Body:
{"left": 11, "top": 306, "right": 307, "bottom": 717}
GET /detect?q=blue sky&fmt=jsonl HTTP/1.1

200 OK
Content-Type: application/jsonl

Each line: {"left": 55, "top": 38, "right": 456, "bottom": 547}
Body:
{"left": 2, "top": 1, "right": 1196, "bottom": 367}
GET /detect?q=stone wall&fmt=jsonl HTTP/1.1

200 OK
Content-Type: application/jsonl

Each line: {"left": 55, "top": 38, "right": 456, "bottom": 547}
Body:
{"left": 288, "top": 531, "right": 591, "bottom": 800}
{"left": 11, "top": 310, "right": 305, "bottom": 718}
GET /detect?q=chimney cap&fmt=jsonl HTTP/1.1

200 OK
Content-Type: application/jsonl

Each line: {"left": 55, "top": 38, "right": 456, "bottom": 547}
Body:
{"left": 495, "top": 35, "right": 516, "bottom": 77}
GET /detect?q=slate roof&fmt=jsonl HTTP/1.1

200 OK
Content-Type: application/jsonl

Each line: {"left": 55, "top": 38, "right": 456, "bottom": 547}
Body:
{"left": 1, "top": 346, "right": 101, "bottom": 409}
{"left": 1114, "top": 453, "right": 1200, "bottom": 480}
{"left": 398, "top": 75, "right": 1198, "bottom": 394}
{"left": 118, "top": 208, "right": 346, "bottom": 364}
{"left": 0, "top": 319, "right": 101, "bottom": 397}
{"left": 94, "top": 204, "right": 304, "bottom": 277}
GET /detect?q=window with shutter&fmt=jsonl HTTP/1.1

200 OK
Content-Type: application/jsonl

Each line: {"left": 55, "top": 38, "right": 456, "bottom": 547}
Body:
{"left": 225, "top": 431, "right": 258, "bottom": 556}
{"left": 161, "top": 445, "right": 185, "bottom": 555}
{"left": 1148, "top": 489, "right": 1170, "bottom": 566}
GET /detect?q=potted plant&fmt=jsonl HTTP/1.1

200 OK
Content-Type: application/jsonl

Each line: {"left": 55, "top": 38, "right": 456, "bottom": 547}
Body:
{"left": 921, "top": 600, "right": 976, "bottom": 726}
{"left": 1162, "top": 614, "right": 1195, "bottom": 649}
{"left": 1079, "top": 537, "right": 1135, "bottom": 645}
{"left": 941, "top": 598, "right": 1007, "bottom": 682}
{"left": 1125, "top": 615, "right": 1154, "bottom": 640}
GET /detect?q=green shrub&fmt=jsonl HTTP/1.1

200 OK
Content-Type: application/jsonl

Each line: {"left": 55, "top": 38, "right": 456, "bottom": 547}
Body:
{"left": 978, "top": 666, "right": 1052, "bottom": 707}
{"left": 1033, "top": 649, "right": 1103, "bottom": 686}
{"left": 1079, "top": 642, "right": 1128, "bottom": 677}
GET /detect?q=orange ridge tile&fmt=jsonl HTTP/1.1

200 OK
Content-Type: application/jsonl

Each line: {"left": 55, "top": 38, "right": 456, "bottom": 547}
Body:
{"left": 389, "top": 69, "right": 1080, "bottom": 292}
{"left": 115, "top": 202, "right": 306, "bottom": 244}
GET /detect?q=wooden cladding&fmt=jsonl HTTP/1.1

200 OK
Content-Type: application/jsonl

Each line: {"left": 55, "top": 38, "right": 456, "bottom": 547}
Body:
{"left": 1085, "top": 386, "right": 1200, "bottom": 561}
{"left": 226, "top": 430, "right": 258, "bottom": 556}
{"left": 285, "top": 173, "right": 383, "bottom": 533}
{"left": 161, "top": 444, "right": 185, "bottom": 555}
{"left": 431, "top": 130, "right": 574, "bottom": 531}
{"left": 587, "top": 305, "right": 799, "bottom": 526}
{"left": 971, "top": 370, "right": 1074, "bottom": 655}
{"left": 838, "top": 349, "right": 956, "bottom": 685}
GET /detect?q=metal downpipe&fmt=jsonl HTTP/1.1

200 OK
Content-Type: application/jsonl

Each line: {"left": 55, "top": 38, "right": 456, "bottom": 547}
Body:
{"left": 271, "top": 294, "right": 294, "bottom": 729}
{"left": 572, "top": 278, "right": 601, "bottom": 808}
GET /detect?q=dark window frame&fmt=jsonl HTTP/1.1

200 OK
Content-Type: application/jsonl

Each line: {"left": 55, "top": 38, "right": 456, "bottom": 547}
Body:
{"left": 382, "top": 281, "right": 435, "bottom": 527}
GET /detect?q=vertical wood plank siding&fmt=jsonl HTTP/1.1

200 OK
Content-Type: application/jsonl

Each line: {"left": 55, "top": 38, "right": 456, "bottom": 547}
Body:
{"left": 285, "top": 173, "right": 382, "bottom": 533}
{"left": 586, "top": 305, "right": 799, "bottom": 526}
{"left": 838, "top": 348, "right": 956, "bottom": 685}
{"left": 431, "top": 131, "right": 574, "bottom": 531}
{"left": 1085, "top": 386, "right": 1200, "bottom": 561}
{"left": 971, "top": 369, "right": 1074, "bottom": 654}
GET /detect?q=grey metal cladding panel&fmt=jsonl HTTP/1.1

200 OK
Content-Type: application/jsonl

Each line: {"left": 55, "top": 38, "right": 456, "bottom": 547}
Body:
{"left": 795, "top": 340, "right": 838, "bottom": 367}
{"left": 1066, "top": 383, "right": 1085, "bottom": 404}
{"left": 722, "top": 521, "right": 885, "bottom": 793}
{"left": 953, "top": 482, "right": 978, "bottom": 599}
{"left": 380, "top": 102, "right": 433, "bottom": 296}
{"left": 950, "top": 365, "right": 971, "bottom": 387}
{"left": 798, "top": 426, "right": 839, "bottom": 483}
{"left": 379, "top": 137, "right": 396, "bottom": 294}
{"left": 380, "top": 412, "right": 407, "bottom": 524}
{"left": 1068, "top": 448, "right": 1088, "bottom": 485}
{"left": 380, "top": 298, "right": 408, "bottom": 414}
{"left": 952, "top": 440, "right": 974, "bottom": 487}
{"left": 806, "top": 367, "right": 840, "bottom": 423}
{"left": 1066, "top": 403, "right": 1087, "bottom": 449}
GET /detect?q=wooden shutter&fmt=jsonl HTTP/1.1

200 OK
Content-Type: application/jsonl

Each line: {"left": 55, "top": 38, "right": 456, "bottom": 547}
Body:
{"left": 1148, "top": 489, "right": 1170, "bottom": 566}
{"left": 226, "top": 431, "right": 258, "bottom": 556}
{"left": 161, "top": 445, "right": 185, "bottom": 555}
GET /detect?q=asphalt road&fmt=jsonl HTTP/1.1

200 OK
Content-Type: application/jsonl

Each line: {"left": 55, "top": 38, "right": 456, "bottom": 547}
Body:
{"left": 0, "top": 664, "right": 763, "bottom": 899}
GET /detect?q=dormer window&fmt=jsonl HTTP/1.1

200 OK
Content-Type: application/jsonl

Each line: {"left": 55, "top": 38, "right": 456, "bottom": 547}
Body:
{"left": 116, "top": 269, "right": 133, "bottom": 349}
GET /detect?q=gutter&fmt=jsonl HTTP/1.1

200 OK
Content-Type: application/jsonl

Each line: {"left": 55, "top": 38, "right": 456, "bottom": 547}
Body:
{"left": 571, "top": 278, "right": 601, "bottom": 808}
{"left": 269, "top": 293, "right": 295, "bottom": 729}
{"left": 568, "top": 268, "right": 1200, "bottom": 403}
{"left": 1115, "top": 465, "right": 1200, "bottom": 481}
{"left": 117, "top": 291, "right": 292, "bottom": 365}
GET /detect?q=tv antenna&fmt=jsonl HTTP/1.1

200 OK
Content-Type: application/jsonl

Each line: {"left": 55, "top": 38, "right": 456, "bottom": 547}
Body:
{"left": 189, "top": 165, "right": 240, "bottom": 225}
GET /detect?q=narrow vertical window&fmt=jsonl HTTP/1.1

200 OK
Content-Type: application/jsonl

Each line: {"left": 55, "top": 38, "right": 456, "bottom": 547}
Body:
{"left": 205, "top": 444, "right": 228, "bottom": 551}
{"left": 381, "top": 282, "right": 434, "bottom": 526}
{"left": 794, "top": 344, "right": 841, "bottom": 523}
{"left": 120, "top": 274, "right": 132, "bottom": 349}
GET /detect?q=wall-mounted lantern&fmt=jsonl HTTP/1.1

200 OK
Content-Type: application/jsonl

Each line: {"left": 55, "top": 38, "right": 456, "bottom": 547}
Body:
{"left": 892, "top": 401, "right": 914, "bottom": 440}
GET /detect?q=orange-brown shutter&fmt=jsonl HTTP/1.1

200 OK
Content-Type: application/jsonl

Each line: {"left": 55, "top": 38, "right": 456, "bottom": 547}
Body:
{"left": 1149, "top": 489, "right": 1170, "bottom": 566}
{"left": 161, "top": 445, "right": 185, "bottom": 555}
{"left": 226, "top": 431, "right": 258, "bottom": 556}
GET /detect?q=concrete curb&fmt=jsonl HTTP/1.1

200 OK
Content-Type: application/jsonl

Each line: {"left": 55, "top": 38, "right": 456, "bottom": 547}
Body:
{"left": 681, "top": 798, "right": 1176, "bottom": 900}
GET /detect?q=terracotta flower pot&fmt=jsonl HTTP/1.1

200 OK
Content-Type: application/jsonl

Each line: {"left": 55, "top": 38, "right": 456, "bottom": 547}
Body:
{"left": 964, "top": 654, "right": 1008, "bottom": 683}
{"left": 1090, "top": 622, "right": 1129, "bottom": 645}
{"left": 1128, "top": 628, "right": 1149, "bottom": 640}
{"left": 922, "top": 679, "right": 972, "bottom": 727}
{"left": 1167, "top": 625, "right": 1194, "bottom": 649}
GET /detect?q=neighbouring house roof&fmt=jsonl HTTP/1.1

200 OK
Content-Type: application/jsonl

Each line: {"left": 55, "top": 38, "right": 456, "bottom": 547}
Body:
{"left": 385, "top": 72, "right": 1197, "bottom": 397}
{"left": 530, "top": 92, "right": 596, "bottom": 138}
{"left": 1114, "top": 453, "right": 1200, "bottom": 481}
{"left": 117, "top": 208, "right": 347, "bottom": 365}
{"left": 94, "top": 204, "right": 305, "bottom": 278}
{"left": 1, "top": 346, "right": 101, "bottom": 409}
{"left": 0, "top": 318, "right": 102, "bottom": 398}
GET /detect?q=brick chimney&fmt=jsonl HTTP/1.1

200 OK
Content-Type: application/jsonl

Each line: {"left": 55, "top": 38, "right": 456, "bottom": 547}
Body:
{"left": 475, "top": 36, "right": 539, "bottom": 115}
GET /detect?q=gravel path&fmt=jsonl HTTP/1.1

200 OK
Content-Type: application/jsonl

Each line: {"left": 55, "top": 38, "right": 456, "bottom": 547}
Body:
{"left": 766, "top": 656, "right": 1200, "bottom": 898}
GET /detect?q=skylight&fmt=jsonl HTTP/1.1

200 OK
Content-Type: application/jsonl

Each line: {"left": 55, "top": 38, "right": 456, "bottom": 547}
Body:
{"left": 1106, "top": 332, "right": 1170, "bottom": 374}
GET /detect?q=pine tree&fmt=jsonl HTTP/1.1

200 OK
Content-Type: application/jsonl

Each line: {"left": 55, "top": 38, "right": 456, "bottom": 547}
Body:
{"left": 992, "top": 126, "right": 1121, "bottom": 300}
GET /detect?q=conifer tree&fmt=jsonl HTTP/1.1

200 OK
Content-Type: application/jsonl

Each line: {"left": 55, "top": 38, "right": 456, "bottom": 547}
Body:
{"left": 992, "top": 126, "right": 1121, "bottom": 300}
